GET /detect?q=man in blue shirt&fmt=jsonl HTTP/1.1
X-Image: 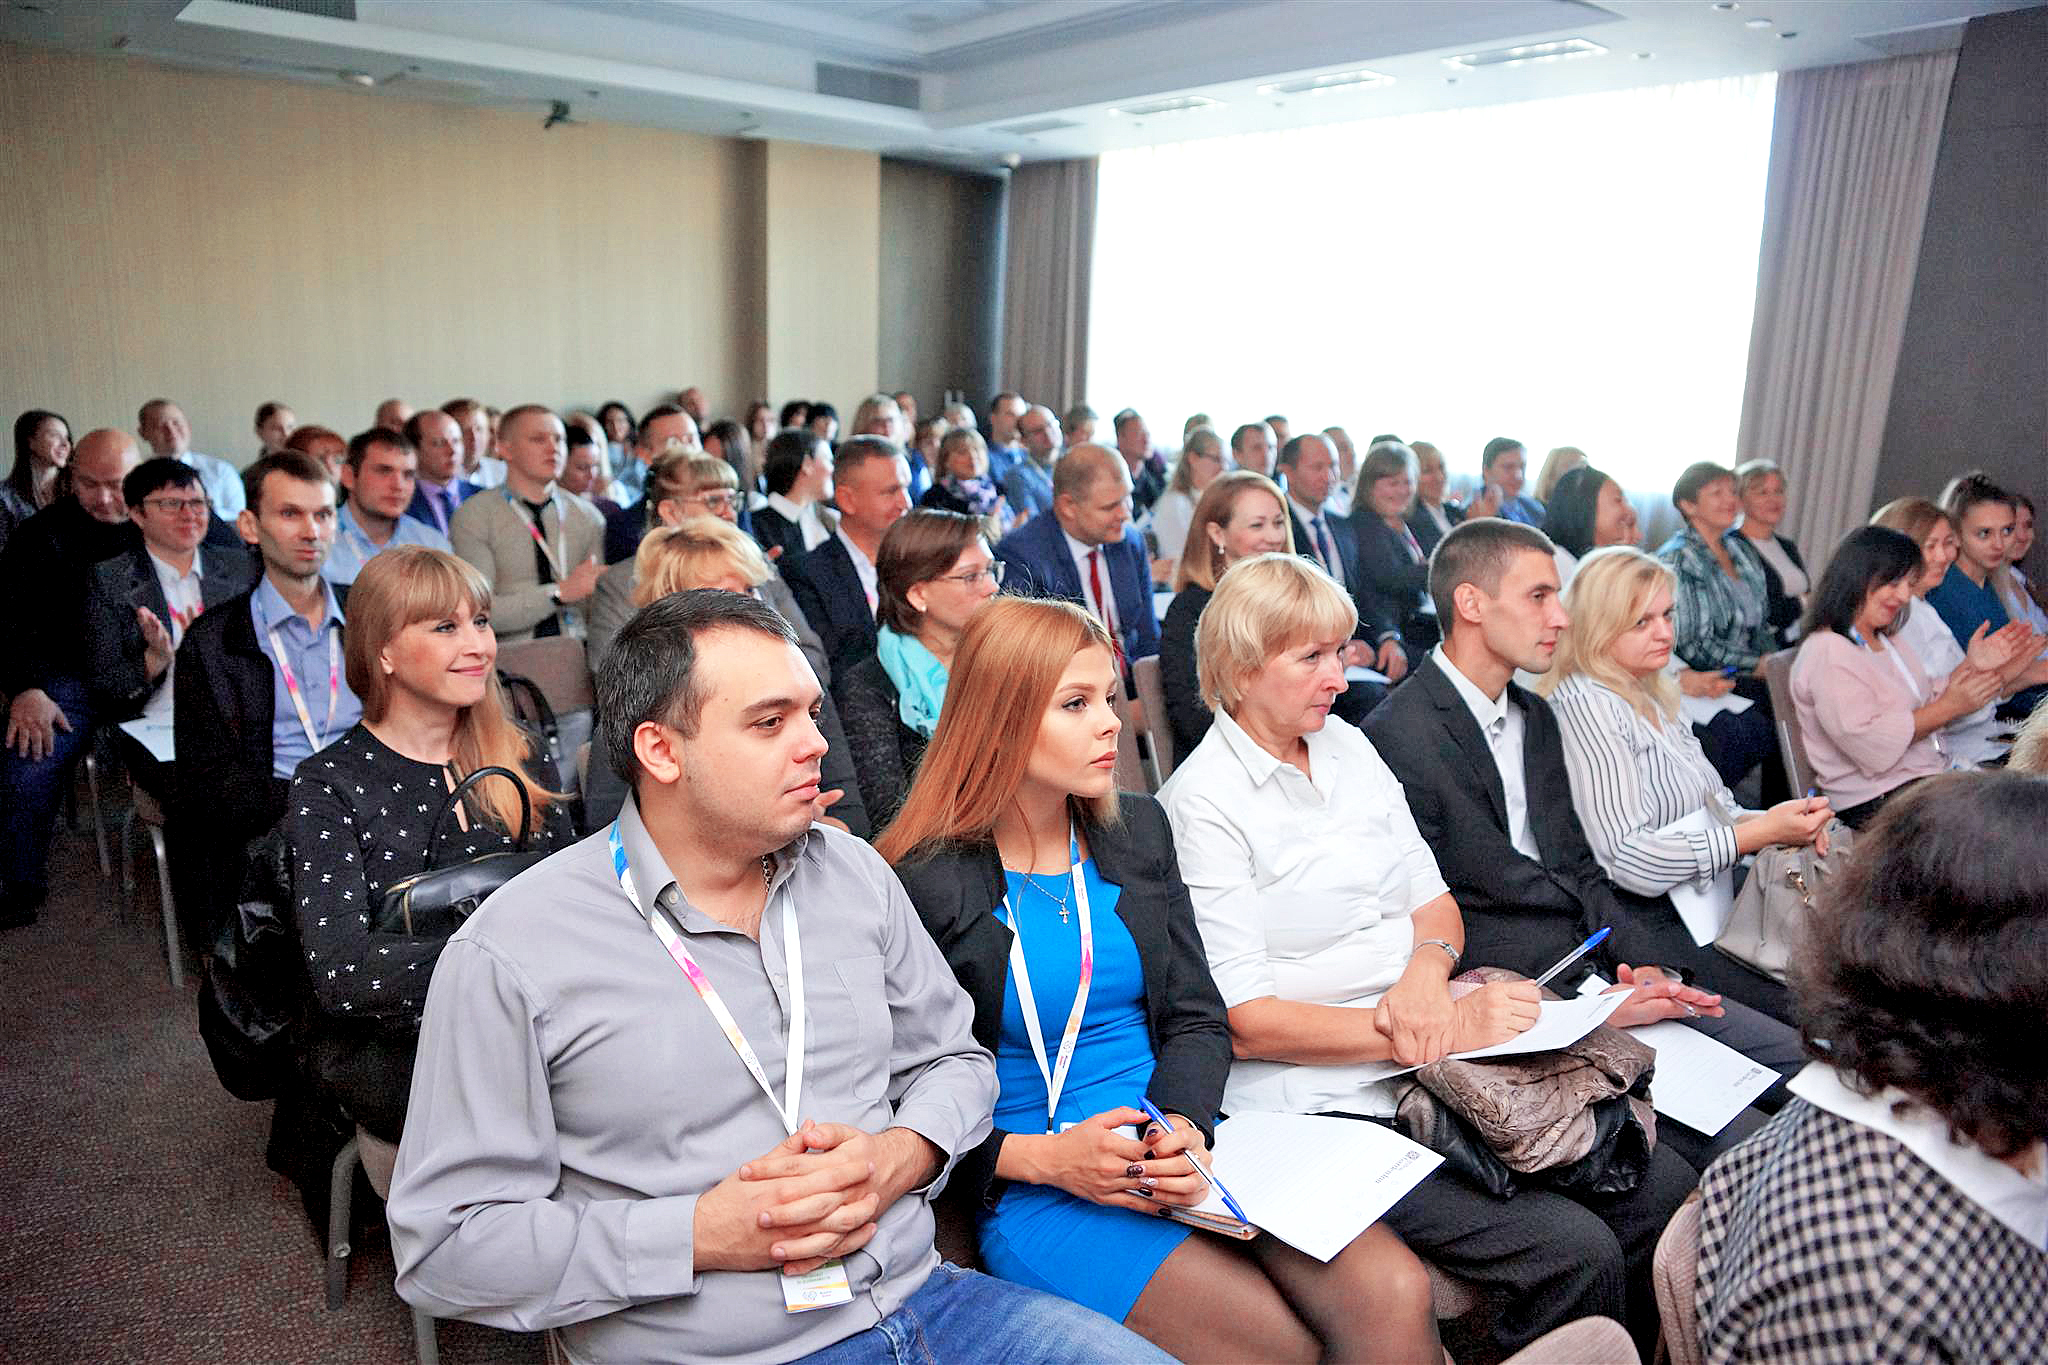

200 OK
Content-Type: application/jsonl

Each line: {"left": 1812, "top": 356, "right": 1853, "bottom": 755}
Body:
{"left": 140, "top": 398, "right": 245, "bottom": 518}
{"left": 1482, "top": 437, "right": 1546, "bottom": 527}
{"left": 1002, "top": 405, "right": 1060, "bottom": 518}
{"left": 984, "top": 391, "right": 1027, "bottom": 490}
{"left": 325, "top": 427, "right": 450, "bottom": 585}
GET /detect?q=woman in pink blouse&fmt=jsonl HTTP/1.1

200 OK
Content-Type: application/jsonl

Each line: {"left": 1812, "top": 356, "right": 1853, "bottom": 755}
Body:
{"left": 1790, "top": 527, "right": 2001, "bottom": 827}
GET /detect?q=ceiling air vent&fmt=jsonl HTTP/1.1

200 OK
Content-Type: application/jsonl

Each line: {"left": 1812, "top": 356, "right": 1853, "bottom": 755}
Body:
{"left": 992, "top": 117, "right": 1083, "bottom": 137}
{"left": 816, "top": 62, "right": 920, "bottom": 110}
{"left": 219, "top": 0, "right": 358, "bottom": 18}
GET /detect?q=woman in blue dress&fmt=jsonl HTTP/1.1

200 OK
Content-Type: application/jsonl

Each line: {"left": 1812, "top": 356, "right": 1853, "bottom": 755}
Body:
{"left": 881, "top": 598, "right": 1439, "bottom": 1363}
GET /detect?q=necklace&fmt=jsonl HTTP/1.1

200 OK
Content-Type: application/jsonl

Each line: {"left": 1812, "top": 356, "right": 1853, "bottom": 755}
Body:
{"left": 1029, "top": 868, "right": 1076, "bottom": 924}
{"left": 761, "top": 854, "right": 774, "bottom": 889}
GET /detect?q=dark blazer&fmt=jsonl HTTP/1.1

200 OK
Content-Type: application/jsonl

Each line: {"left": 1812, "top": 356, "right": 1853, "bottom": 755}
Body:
{"left": 750, "top": 504, "right": 808, "bottom": 566}
{"left": 404, "top": 479, "right": 479, "bottom": 538}
{"left": 1285, "top": 503, "right": 1362, "bottom": 597}
{"left": 783, "top": 535, "right": 880, "bottom": 684}
{"left": 171, "top": 582, "right": 350, "bottom": 940}
{"left": 1747, "top": 531, "right": 1808, "bottom": 646}
{"left": 602, "top": 497, "right": 646, "bottom": 566}
{"left": 85, "top": 541, "right": 257, "bottom": 716}
{"left": 1158, "top": 586, "right": 1213, "bottom": 764}
{"left": 0, "top": 499, "right": 134, "bottom": 696}
{"left": 1362, "top": 653, "right": 1646, "bottom": 982}
{"left": 1352, "top": 514, "right": 1437, "bottom": 648}
{"left": 1406, "top": 502, "right": 1463, "bottom": 559}
{"left": 993, "top": 514, "right": 1160, "bottom": 668}
{"left": 891, "top": 793, "right": 1231, "bottom": 1211}
{"left": 835, "top": 653, "right": 928, "bottom": 829}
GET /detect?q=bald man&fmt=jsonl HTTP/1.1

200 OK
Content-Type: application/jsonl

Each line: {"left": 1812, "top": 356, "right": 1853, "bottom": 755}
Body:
{"left": 139, "top": 398, "right": 245, "bottom": 517}
{"left": 375, "top": 398, "right": 414, "bottom": 432}
{"left": 676, "top": 385, "right": 709, "bottom": 427}
{"left": 0, "top": 430, "right": 146, "bottom": 924}
{"left": 1003, "top": 404, "right": 1061, "bottom": 517}
{"left": 992, "top": 443, "right": 1158, "bottom": 677}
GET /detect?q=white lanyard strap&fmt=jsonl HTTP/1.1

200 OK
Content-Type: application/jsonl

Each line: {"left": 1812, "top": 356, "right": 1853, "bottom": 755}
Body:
{"left": 506, "top": 490, "right": 567, "bottom": 579}
{"left": 609, "top": 822, "right": 806, "bottom": 1134}
{"left": 265, "top": 623, "right": 340, "bottom": 753}
{"left": 1001, "top": 824, "right": 1094, "bottom": 1133}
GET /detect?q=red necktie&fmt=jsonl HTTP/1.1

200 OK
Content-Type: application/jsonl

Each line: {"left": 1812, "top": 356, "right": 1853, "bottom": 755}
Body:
{"left": 1088, "top": 548, "right": 1125, "bottom": 668}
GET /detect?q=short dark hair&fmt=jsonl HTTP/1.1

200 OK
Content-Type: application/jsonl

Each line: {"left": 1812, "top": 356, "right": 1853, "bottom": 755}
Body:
{"left": 10, "top": 409, "right": 68, "bottom": 502}
{"left": 1480, "top": 437, "right": 1523, "bottom": 471}
{"left": 990, "top": 391, "right": 1020, "bottom": 411}
{"left": 1229, "top": 422, "right": 1269, "bottom": 453}
{"left": 1367, "top": 433, "right": 1403, "bottom": 447}
{"left": 1940, "top": 471, "right": 2016, "bottom": 526}
{"left": 1112, "top": 408, "right": 1143, "bottom": 434}
{"left": 254, "top": 400, "right": 291, "bottom": 429}
{"left": 779, "top": 399, "right": 810, "bottom": 428}
{"left": 762, "top": 428, "right": 818, "bottom": 497}
{"left": 1801, "top": 525, "right": 1923, "bottom": 639}
{"left": 1671, "top": 460, "right": 1734, "bottom": 513}
{"left": 594, "top": 589, "right": 797, "bottom": 790}
{"left": 832, "top": 434, "right": 898, "bottom": 483}
{"left": 563, "top": 422, "right": 599, "bottom": 451}
{"left": 1428, "top": 517, "right": 1556, "bottom": 625}
{"left": 1263, "top": 413, "right": 1288, "bottom": 428}
{"left": 1276, "top": 433, "right": 1317, "bottom": 469}
{"left": 596, "top": 401, "right": 636, "bottom": 436}
{"left": 346, "top": 426, "right": 412, "bottom": 473}
{"left": 808, "top": 402, "right": 838, "bottom": 426}
{"left": 1793, "top": 771, "right": 2048, "bottom": 1160}
{"left": 1354, "top": 442, "right": 1413, "bottom": 493}
{"left": 123, "top": 456, "right": 202, "bottom": 508}
{"left": 243, "top": 450, "right": 332, "bottom": 516}
{"left": 876, "top": 510, "right": 983, "bottom": 635}
{"left": 1543, "top": 465, "right": 1617, "bottom": 559}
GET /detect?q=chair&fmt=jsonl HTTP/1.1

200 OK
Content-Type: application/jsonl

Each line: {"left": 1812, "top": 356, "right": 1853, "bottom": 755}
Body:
{"left": 1760, "top": 648, "right": 1816, "bottom": 796}
{"left": 119, "top": 782, "right": 184, "bottom": 989}
{"left": 1505, "top": 1316, "right": 1640, "bottom": 1364}
{"left": 1106, "top": 685, "right": 1147, "bottom": 795}
{"left": 1652, "top": 1195, "right": 1704, "bottom": 1365}
{"left": 497, "top": 636, "right": 596, "bottom": 796}
{"left": 329, "top": 1128, "right": 439, "bottom": 1364}
{"left": 82, "top": 747, "right": 113, "bottom": 878}
{"left": 1131, "top": 654, "right": 1175, "bottom": 784}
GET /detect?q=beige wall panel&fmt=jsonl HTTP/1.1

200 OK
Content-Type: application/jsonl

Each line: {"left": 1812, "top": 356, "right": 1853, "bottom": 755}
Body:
{"left": 0, "top": 43, "right": 760, "bottom": 464}
{"left": 762, "top": 140, "right": 880, "bottom": 419}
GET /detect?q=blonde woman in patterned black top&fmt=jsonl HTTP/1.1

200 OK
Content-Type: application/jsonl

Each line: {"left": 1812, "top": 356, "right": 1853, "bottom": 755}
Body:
{"left": 287, "top": 545, "right": 571, "bottom": 1141}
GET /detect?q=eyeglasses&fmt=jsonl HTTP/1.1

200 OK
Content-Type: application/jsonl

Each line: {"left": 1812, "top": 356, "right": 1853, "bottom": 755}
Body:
{"left": 691, "top": 491, "right": 738, "bottom": 512}
{"left": 142, "top": 496, "right": 211, "bottom": 515}
{"left": 935, "top": 562, "right": 1004, "bottom": 588}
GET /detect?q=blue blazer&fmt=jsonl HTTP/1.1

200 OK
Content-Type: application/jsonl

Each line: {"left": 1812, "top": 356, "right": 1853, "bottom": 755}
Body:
{"left": 1285, "top": 504, "right": 1365, "bottom": 606}
{"left": 993, "top": 513, "right": 1160, "bottom": 666}
{"left": 404, "top": 479, "right": 480, "bottom": 537}
{"left": 1352, "top": 514, "right": 1436, "bottom": 647}
{"left": 782, "top": 535, "right": 878, "bottom": 687}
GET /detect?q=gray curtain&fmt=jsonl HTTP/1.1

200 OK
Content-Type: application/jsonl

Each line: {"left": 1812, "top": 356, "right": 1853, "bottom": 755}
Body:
{"left": 1736, "top": 52, "right": 1957, "bottom": 569}
{"left": 1000, "top": 157, "right": 1097, "bottom": 413}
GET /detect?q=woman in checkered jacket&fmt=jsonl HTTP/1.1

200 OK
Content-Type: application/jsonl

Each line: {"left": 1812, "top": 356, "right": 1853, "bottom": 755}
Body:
{"left": 1693, "top": 771, "right": 2048, "bottom": 1364}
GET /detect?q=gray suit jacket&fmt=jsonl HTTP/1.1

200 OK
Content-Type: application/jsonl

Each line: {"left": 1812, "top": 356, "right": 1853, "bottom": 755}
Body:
{"left": 86, "top": 540, "right": 256, "bottom": 717}
{"left": 448, "top": 486, "right": 606, "bottom": 642}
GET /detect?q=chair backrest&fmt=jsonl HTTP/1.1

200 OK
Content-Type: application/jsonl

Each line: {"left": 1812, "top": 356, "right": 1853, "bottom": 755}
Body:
{"left": 1131, "top": 653, "right": 1174, "bottom": 783}
{"left": 1761, "top": 647, "right": 1815, "bottom": 796}
{"left": 496, "top": 635, "right": 595, "bottom": 713}
{"left": 576, "top": 741, "right": 591, "bottom": 798}
{"left": 1106, "top": 685, "right": 1148, "bottom": 795}
{"left": 1652, "top": 1194, "right": 1704, "bottom": 1365}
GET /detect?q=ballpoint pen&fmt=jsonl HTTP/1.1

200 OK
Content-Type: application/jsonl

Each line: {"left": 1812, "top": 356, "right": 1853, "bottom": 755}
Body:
{"left": 1532, "top": 926, "right": 1611, "bottom": 989}
{"left": 1136, "top": 1096, "right": 1249, "bottom": 1224}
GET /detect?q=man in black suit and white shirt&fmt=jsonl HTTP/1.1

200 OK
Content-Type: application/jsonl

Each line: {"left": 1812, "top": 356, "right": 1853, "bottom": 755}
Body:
{"left": 1362, "top": 518, "right": 1804, "bottom": 1169}
{"left": 1279, "top": 433, "right": 1356, "bottom": 591}
{"left": 783, "top": 436, "right": 910, "bottom": 687}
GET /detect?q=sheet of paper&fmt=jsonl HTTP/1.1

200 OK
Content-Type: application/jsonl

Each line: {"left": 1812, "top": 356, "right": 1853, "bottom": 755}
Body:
{"left": 1190, "top": 1111, "right": 1441, "bottom": 1262}
{"left": 1657, "top": 808, "right": 1736, "bottom": 946}
{"left": 1577, "top": 975, "right": 1778, "bottom": 1134}
{"left": 1343, "top": 665, "right": 1392, "bottom": 685}
{"left": 1348, "top": 990, "right": 1631, "bottom": 1084}
{"left": 117, "top": 717, "right": 176, "bottom": 765}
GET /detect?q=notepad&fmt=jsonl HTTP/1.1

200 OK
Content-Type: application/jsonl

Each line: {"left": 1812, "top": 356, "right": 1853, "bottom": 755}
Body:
{"left": 117, "top": 717, "right": 177, "bottom": 765}
{"left": 1173, "top": 1112, "right": 1441, "bottom": 1261}
{"left": 1578, "top": 975, "right": 1779, "bottom": 1134}
{"left": 1657, "top": 809, "right": 1737, "bottom": 946}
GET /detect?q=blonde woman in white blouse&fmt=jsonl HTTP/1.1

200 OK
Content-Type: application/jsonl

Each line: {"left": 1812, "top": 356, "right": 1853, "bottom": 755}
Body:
{"left": 1539, "top": 547, "right": 1833, "bottom": 1025}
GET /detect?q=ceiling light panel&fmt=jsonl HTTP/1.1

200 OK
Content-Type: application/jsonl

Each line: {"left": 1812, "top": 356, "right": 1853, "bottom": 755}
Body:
{"left": 1443, "top": 38, "right": 1608, "bottom": 70}
{"left": 1106, "top": 94, "right": 1223, "bottom": 118}
{"left": 1256, "top": 68, "right": 1393, "bottom": 97}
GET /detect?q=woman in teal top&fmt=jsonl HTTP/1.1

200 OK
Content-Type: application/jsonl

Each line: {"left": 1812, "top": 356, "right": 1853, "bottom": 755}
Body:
{"left": 882, "top": 597, "right": 1440, "bottom": 1363}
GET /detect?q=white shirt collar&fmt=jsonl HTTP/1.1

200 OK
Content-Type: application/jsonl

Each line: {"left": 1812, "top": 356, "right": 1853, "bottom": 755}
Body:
{"left": 1432, "top": 643, "right": 1510, "bottom": 732}
{"left": 145, "top": 543, "right": 201, "bottom": 584}
{"left": 1060, "top": 526, "right": 1101, "bottom": 561}
{"left": 767, "top": 491, "right": 806, "bottom": 521}
{"left": 1790, "top": 1063, "right": 2047, "bottom": 1250}
{"left": 1213, "top": 707, "right": 1337, "bottom": 799}
{"left": 1288, "top": 495, "right": 1326, "bottom": 526}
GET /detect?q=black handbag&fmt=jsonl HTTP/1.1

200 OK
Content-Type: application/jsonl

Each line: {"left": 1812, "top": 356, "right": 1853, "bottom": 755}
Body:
{"left": 198, "top": 827, "right": 305, "bottom": 1101}
{"left": 372, "top": 765, "right": 547, "bottom": 938}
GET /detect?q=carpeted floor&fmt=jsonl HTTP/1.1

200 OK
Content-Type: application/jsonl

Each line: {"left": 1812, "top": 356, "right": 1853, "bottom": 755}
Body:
{"left": 0, "top": 794, "right": 544, "bottom": 1364}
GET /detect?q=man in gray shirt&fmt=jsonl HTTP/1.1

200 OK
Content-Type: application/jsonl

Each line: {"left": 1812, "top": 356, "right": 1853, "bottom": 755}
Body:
{"left": 388, "top": 590, "right": 1163, "bottom": 1364}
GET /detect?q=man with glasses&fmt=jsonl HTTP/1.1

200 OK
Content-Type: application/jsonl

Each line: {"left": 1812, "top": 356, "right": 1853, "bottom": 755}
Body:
{"left": 1002, "top": 405, "right": 1061, "bottom": 519}
{"left": 323, "top": 427, "right": 450, "bottom": 586}
{"left": 84, "top": 459, "right": 258, "bottom": 800}
{"left": 448, "top": 405, "right": 605, "bottom": 641}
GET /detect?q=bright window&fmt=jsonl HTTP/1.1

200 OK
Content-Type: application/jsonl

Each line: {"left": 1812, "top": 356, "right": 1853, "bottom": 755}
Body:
{"left": 1088, "top": 74, "right": 1778, "bottom": 498}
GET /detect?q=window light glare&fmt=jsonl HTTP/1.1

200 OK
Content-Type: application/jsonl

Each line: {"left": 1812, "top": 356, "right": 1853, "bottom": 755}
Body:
{"left": 1744, "top": 17, "right": 1773, "bottom": 27}
{"left": 1442, "top": 38, "right": 1608, "bottom": 70}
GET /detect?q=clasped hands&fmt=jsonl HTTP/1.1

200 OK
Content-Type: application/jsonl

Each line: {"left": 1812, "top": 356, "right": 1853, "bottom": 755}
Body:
{"left": 1372, "top": 962, "right": 1724, "bottom": 1067}
{"left": 694, "top": 1120, "right": 937, "bottom": 1276}
{"left": 1016, "top": 1107, "right": 1213, "bottom": 1214}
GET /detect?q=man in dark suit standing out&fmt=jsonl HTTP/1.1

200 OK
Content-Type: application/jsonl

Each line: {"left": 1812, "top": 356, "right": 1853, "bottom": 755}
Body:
{"left": 993, "top": 444, "right": 1159, "bottom": 679}
{"left": 403, "top": 409, "right": 479, "bottom": 536}
{"left": 783, "top": 435, "right": 911, "bottom": 687}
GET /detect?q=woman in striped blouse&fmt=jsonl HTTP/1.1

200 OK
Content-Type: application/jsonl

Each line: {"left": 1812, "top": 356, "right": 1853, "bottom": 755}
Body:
{"left": 1538, "top": 548, "right": 1832, "bottom": 1023}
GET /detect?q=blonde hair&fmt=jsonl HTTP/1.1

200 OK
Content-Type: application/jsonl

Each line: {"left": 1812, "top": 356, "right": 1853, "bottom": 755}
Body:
{"left": 1166, "top": 426, "right": 1223, "bottom": 497}
{"left": 1195, "top": 553, "right": 1357, "bottom": 717}
{"left": 632, "top": 515, "right": 772, "bottom": 606}
{"left": 877, "top": 598, "right": 1120, "bottom": 865}
{"left": 1537, "top": 546, "right": 1681, "bottom": 722}
{"left": 1174, "top": 469, "right": 1293, "bottom": 592}
{"left": 2008, "top": 704, "right": 2048, "bottom": 777}
{"left": 644, "top": 451, "right": 738, "bottom": 528}
{"left": 851, "top": 393, "right": 905, "bottom": 443}
{"left": 1408, "top": 441, "right": 1445, "bottom": 509}
{"left": 1871, "top": 496, "right": 1951, "bottom": 546}
{"left": 1535, "top": 446, "right": 1588, "bottom": 504}
{"left": 344, "top": 547, "right": 557, "bottom": 835}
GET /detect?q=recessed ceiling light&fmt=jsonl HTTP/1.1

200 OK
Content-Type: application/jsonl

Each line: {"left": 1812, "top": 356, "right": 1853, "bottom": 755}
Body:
{"left": 1105, "top": 95, "right": 1223, "bottom": 118}
{"left": 1256, "top": 68, "right": 1394, "bottom": 97}
{"left": 1633, "top": 51, "right": 1654, "bottom": 59}
{"left": 1779, "top": 30, "right": 1799, "bottom": 38}
{"left": 1444, "top": 38, "right": 1607, "bottom": 70}
{"left": 1712, "top": 1, "right": 1737, "bottom": 9}
{"left": 1745, "top": 17, "right": 1773, "bottom": 28}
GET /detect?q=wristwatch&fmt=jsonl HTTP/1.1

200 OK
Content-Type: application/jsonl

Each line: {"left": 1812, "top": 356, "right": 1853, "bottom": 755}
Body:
{"left": 546, "top": 584, "right": 563, "bottom": 604}
{"left": 1412, "top": 938, "right": 1461, "bottom": 971}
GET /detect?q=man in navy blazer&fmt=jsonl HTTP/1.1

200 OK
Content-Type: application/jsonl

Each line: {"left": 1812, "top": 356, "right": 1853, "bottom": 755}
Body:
{"left": 783, "top": 435, "right": 911, "bottom": 689}
{"left": 993, "top": 444, "right": 1159, "bottom": 677}
{"left": 402, "top": 409, "right": 478, "bottom": 536}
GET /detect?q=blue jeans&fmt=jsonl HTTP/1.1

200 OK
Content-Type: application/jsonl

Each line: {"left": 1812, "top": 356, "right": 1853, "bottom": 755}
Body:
{"left": 0, "top": 674, "right": 94, "bottom": 896}
{"left": 797, "top": 1262, "right": 1171, "bottom": 1365}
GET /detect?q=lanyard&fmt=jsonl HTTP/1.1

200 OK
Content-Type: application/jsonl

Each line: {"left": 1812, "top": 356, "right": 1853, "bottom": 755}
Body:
{"left": 608, "top": 822, "right": 807, "bottom": 1135}
{"left": 1000, "top": 824, "right": 1095, "bottom": 1134}
{"left": 265, "top": 623, "right": 339, "bottom": 753}
{"left": 505, "top": 490, "right": 566, "bottom": 580}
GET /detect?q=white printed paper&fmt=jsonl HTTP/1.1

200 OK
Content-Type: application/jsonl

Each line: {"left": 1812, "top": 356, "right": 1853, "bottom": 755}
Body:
{"left": 1349, "top": 990, "right": 1630, "bottom": 1084}
{"left": 1658, "top": 808, "right": 1736, "bottom": 946}
{"left": 1193, "top": 1112, "right": 1441, "bottom": 1262}
{"left": 117, "top": 717, "right": 177, "bottom": 765}
{"left": 1578, "top": 975, "right": 1778, "bottom": 1134}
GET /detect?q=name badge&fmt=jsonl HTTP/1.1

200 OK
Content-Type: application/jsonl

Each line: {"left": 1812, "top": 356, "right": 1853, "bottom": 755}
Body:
{"left": 780, "top": 1257, "right": 854, "bottom": 1313}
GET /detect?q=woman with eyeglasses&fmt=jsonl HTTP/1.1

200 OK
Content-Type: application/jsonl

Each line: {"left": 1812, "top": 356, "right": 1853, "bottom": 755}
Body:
{"left": 1146, "top": 425, "right": 1228, "bottom": 586}
{"left": 837, "top": 509, "right": 1003, "bottom": 824}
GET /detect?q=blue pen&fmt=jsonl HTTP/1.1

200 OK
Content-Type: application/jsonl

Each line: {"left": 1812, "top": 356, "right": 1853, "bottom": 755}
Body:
{"left": 1136, "top": 1096, "right": 1249, "bottom": 1224}
{"left": 1721, "top": 665, "right": 1740, "bottom": 677}
{"left": 1532, "top": 926, "right": 1611, "bottom": 988}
